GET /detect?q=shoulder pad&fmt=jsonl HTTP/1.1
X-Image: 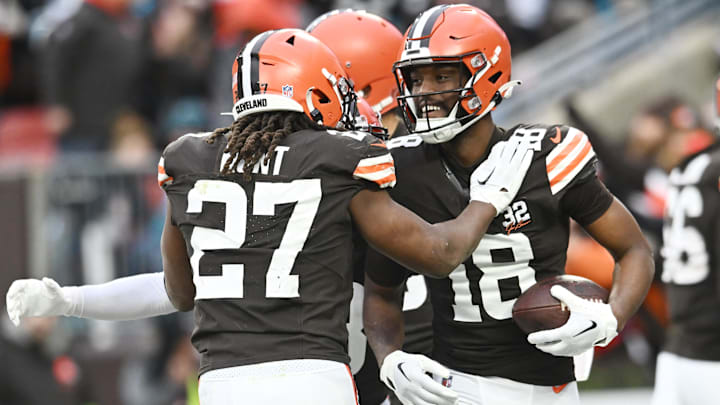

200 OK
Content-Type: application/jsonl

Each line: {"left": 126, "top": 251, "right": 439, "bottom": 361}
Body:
{"left": 159, "top": 132, "right": 217, "bottom": 186}
{"left": 353, "top": 153, "right": 396, "bottom": 189}
{"left": 506, "top": 124, "right": 597, "bottom": 195}
{"left": 326, "top": 129, "right": 377, "bottom": 144}
{"left": 544, "top": 126, "right": 596, "bottom": 195}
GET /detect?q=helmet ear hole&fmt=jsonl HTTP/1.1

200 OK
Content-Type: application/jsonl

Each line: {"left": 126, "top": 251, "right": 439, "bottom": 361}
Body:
{"left": 285, "top": 35, "right": 296, "bottom": 45}
{"left": 488, "top": 71, "right": 502, "bottom": 84}
{"left": 314, "top": 89, "right": 331, "bottom": 104}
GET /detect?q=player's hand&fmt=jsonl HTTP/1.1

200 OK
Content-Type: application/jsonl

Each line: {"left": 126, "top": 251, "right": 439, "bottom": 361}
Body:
{"left": 6, "top": 278, "right": 73, "bottom": 326}
{"left": 470, "top": 138, "right": 534, "bottom": 215}
{"left": 527, "top": 286, "right": 618, "bottom": 357}
{"left": 379, "top": 350, "right": 458, "bottom": 405}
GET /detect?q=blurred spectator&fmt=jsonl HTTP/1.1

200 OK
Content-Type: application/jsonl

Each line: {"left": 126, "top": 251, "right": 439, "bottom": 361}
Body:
{"left": 0, "top": 0, "right": 44, "bottom": 107}
{"left": 0, "top": 0, "right": 26, "bottom": 96}
{"left": 0, "top": 316, "right": 92, "bottom": 404}
{"left": 565, "top": 95, "right": 686, "bottom": 243}
{"left": 137, "top": 0, "right": 212, "bottom": 140}
{"left": 44, "top": 110, "right": 157, "bottom": 288}
{"left": 160, "top": 97, "right": 209, "bottom": 143}
{"left": 0, "top": 107, "right": 59, "bottom": 168}
{"left": 212, "top": 0, "right": 302, "bottom": 44}
{"left": 40, "top": 0, "right": 143, "bottom": 152}
{"left": 120, "top": 314, "right": 199, "bottom": 405}
{"left": 109, "top": 109, "right": 157, "bottom": 169}
{"left": 206, "top": 0, "right": 303, "bottom": 130}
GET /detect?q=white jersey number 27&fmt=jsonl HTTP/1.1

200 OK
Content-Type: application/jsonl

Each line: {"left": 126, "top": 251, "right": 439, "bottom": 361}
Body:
{"left": 186, "top": 179, "right": 321, "bottom": 299}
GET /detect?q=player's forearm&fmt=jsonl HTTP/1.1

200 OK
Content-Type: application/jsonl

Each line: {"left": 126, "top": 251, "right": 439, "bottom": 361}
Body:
{"left": 161, "top": 207, "right": 196, "bottom": 311}
{"left": 161, "top": 252, "right": 196, "bottom": 312}
{"left": 353, "top": 190, "right": 494, "bottom": 277}
{"left": 609, "top": 241, "right": 654, "bottom": 331}
{"left": 163, "top": 273, "right": 196, "bottom": 312}
{"left": 427, "top": 201, "right": 496, "bottom": 276}
{"left": 64, "top": 272, "right": 177, "bottom": 320}
{"left": 363, "top": 281, "right": 406, "bottom": 365}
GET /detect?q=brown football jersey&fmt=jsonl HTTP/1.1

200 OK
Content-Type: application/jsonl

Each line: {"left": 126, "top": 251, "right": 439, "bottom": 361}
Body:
{"left": 159, "top": 128, "right": 394, "bottom": 375}
{"left": 661, "top": 143, "right": 720, "bottom": 361}
{"left": 366, "top": 124, "right": 613, "bottom": 386}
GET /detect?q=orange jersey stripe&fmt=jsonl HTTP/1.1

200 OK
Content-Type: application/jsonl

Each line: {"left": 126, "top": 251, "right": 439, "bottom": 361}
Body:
{"left": 546, "top": 133, "right": 582, "bottom": 174}
{"left": 353, "top": 162, "right": 394, "bottom": 175}
{"left": 373, "top": 172, "right": 397, "bottom": 187}
{"left": 158, "top": 176, "right": 174, "bottom": 187}
{"left": 549, "top": 141, "right": 592, "bottom": 187}
{"left": 377, "top": 172, "right": 396, "bottom": 184}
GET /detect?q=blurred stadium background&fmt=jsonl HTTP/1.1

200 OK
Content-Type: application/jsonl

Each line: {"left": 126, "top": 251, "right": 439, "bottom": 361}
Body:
{"left": 0, "top": 0, "right": 718, "bottom": 403}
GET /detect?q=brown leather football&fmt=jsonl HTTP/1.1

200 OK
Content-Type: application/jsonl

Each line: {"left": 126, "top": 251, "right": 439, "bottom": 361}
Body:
{"left": 512, "top": 275, "right": 609, "bottom": 334}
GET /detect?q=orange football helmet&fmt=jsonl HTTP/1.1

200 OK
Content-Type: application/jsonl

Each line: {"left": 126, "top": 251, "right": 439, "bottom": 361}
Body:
{"left": 306, "top": 9, "right": 402, "bottom": 116}
{"left": 394, "top": 4, "right": 521, "bottom": 143}
{"left": 230, "top": 29, "right": 356, "bottom": 128}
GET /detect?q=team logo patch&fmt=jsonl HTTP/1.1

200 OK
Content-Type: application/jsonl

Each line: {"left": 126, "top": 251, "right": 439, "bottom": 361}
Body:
{"left": 282, "top": 84, "right": 294, "bottom": 98}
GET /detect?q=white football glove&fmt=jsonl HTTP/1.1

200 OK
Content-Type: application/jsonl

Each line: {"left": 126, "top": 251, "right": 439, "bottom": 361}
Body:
{"left": 471, "top": 138, "right": 534, "bottom": 215}
{"left": 380, "top": 350, "right": 458, "bottom": 405}
{"left": 527, "top": 286, "right": 618, "bottom": 357}
{"left": 6, "top": 278, "right": 75, "bottom": 326}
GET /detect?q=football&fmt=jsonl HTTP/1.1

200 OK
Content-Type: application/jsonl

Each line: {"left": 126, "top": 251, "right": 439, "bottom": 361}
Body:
{"left": 512, "top": 275, "right": 609, "bottom": 334}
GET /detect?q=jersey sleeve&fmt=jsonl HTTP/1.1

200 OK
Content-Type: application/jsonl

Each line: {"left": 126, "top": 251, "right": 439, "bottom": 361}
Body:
{"left": 560, "top": 176, "right": 614, "bottom": 226}
{"left": 352, "top": 137, "right": 397, "bottom": 190}
{"left": 157, "top": 155, "right": 174, "bottom": 189}
{"left": 157, "top": 132, "right": 216, "bottom": 190}
{"left": 712, "top": 167, "right": 720, "bottom": 298}
{"left": 544, "top": 126, "right": 598, "bottom": 196}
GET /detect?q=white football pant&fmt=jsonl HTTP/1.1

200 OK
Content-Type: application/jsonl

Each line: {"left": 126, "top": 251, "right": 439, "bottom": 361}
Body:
{"left": 434, "top": 367, "right": 579, "bottom": 405}
{"left": 652, "top": 351, "right": 720, "bottom": 405}
{"left": 199, "top": 359, "right": 358, "bottom": 405}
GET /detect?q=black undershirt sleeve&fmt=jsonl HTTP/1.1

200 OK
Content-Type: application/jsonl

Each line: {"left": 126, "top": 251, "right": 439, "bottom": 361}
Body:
{"left": 364, "top": 246, "right": 410, "bottom": 288}
{"left": 560, "top": 176, "right": 615, "bottom": 227}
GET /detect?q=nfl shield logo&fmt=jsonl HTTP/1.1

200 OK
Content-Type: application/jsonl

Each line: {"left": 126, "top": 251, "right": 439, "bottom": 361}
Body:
{"left": 282, "top": 85, "right": 293, "bottom": 98}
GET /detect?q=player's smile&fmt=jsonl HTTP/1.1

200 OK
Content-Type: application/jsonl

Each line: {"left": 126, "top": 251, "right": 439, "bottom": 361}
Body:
{"left": 409, "top": 64, "right": 465, "bottom": 119}
{"left": 418, "top": 98, "right": 453, "bottom": 118}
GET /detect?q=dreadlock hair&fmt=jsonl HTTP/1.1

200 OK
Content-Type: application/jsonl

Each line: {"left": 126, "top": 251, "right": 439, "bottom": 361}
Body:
{"left": 207, "top": 111, "right": 323, "bottom": 179}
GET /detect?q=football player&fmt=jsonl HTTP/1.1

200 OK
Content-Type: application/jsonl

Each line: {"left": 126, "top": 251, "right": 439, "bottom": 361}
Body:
{"left": 7, "top": 11, "right": 414, "bottom": 405}
{"left": 10, "top": 28, "right": 535, "bottom": 405}
{"left": 306, "top": 9, "right": 407, "bottom": 138}
{"left": 651, "top": 78, "right": 720, "bottom": 405}
{"left": 362, "top": 5, "right": 655, "bottom": 405}
{"left": 307, "top": 10, "right": 434, "bottom": 405}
